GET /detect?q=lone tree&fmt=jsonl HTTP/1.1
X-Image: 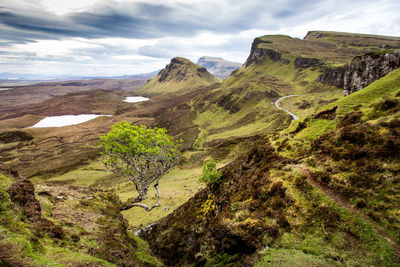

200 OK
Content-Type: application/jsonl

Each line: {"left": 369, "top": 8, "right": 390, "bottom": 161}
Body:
{"left": 100, "top": 121, "right": 181, "bottom": 211}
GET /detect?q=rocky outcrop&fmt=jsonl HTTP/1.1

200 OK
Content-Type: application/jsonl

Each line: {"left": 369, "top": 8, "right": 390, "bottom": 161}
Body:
{"left": 294, "top": 57, "right": 324, "bottom": 68}
{"left": 318, "top": 51, "right": 400, "bottom": 94}
{"left": 244, "top": 38, "right": 283, "bottom": 67}
{"left": 158, "top": 57, "right": 190, "bottom": 83}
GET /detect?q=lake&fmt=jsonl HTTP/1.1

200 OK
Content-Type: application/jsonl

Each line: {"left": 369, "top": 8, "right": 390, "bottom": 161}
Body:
{"left": 123, "top": 96, "right": 149, "bottom": 103}
{"left": 31, "top": 114, "right": 110, "bottom": 128}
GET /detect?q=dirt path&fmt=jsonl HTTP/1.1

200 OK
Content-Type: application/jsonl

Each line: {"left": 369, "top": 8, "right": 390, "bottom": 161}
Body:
{"left": 294, "top": 165, "right": 400, "bottom": 261}
{"left": 274, "top": 91, "right": 344, "bottom": 121}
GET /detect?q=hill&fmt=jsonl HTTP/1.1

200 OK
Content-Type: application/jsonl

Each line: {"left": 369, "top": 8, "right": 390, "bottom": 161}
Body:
{"left": 138, "top": 57, "right": 221, "bottom": 95}
{"left": 142, "top": 60, "right": 400, "bottom": 267}
{"left": 197, "top": 56, "right": 242, "bottom": 79}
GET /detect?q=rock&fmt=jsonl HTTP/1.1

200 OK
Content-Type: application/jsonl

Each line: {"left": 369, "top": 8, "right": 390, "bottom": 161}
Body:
{"left": 294, "top": 57, "right": 324, "bottom": 68}
{"left": 157, "top": 57, "right": 190, "bottom": 83}
{"left": 244, "top": 38, "right": 283, "bottom": 66}
{"left": 0, "top": 130, "right": 34, "bottom": 144}
{"left": 318, "top": 51, "right": 400, "bottom": 95}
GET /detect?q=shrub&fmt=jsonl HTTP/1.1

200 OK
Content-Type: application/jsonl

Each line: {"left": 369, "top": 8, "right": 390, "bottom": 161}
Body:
{"left": 199, "top": 160, "right": 222, "bottom": 186}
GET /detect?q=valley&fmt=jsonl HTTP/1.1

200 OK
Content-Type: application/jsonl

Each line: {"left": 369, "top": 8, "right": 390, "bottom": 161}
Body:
{"left": 1, "top": 30, "right": 400, "bottom": 266}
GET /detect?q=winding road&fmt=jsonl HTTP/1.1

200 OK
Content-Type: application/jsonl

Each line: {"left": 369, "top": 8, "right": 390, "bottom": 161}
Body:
{"left": 274, "top": 91, "right": 344, "bottom": 120}
{"left": 274, "top": 95, "right": 300, "bottom": 120}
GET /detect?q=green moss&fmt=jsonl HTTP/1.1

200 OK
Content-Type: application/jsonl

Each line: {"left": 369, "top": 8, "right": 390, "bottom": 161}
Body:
{"left": 295, "top": 119, "right": 337, "bottom": 140}
{"left": 255, "top": 248, "right": 335, "bottom": 267}
{"left": 133, "top": 236, "right": 163, "bottom": 266}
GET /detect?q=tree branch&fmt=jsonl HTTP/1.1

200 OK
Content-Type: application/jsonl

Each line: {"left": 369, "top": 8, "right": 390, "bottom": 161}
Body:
{"left": 120, "top": 183, "right": 162, "bottom": 211}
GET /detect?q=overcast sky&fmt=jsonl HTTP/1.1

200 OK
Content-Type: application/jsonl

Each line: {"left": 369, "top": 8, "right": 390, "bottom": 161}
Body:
{"left": 1, "top": 0, "right": 399, "bottom": 77}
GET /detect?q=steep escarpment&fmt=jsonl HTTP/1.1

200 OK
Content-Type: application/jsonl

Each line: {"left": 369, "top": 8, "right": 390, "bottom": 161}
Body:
{"left": 244, "top": 37, "right": 284, "bottom": 66}
{"left": 318, "top": 51, "right": 400, "bottom": 94}
{"left": 138, "top": 57, "right": 220, "bottom": 95}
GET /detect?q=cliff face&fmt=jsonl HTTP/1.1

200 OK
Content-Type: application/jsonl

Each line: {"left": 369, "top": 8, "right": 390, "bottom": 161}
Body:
{"left": 244, "top": 38, "right": 284, "bottom": 67}
{"left": 318, "top": 51, "right": 400, "bottom": 94}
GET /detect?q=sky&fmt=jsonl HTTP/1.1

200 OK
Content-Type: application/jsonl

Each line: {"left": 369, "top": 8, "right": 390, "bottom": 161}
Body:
{"left": 1, "top": 0, "right": 400, "bottom": 77}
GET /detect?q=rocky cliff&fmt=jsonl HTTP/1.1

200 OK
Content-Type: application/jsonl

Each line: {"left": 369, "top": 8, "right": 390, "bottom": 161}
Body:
{"left": 244, "top": 38, "right": 284, "bottom": 67}
{"left": 318, "top": 51, "right": 400, "bottom": 94}
{"left": 197, "top": 56, "right": 242, "bottom": 79}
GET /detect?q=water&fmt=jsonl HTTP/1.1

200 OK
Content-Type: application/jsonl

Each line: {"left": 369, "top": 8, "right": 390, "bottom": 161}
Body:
{"left": 0, "top": 88, "right": 13, "bottom": 91}
{"left": 31, "top": 114, "right": 110, "bottom": 128}
{"left": 123, "top": 96, "right": 149, "bottom": 103}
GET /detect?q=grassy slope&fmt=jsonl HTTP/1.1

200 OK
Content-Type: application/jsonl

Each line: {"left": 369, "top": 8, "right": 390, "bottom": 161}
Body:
{"left": 138, "top": 57, "right": 220, "bottom": 95}
{"left": 256, "top": 68, "right": 400, "bottom": 265}
{"left": 143, "top": 138, "right": 398, "bottom": 266}
{"left": 283, "top": 68, "right": 400, "bottom": 142}
{"left": 0, "top": 171, "right": 161, "bottom": 266}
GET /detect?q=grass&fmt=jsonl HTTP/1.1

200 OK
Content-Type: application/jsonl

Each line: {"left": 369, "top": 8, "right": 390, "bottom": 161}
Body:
{"left": 294, "top": 119, "right": 337, "bottom": 140}
{"left": 255, "top": 248, "right": 335, "bottom": 267}
{"left": 279, "top": 92, "right": 343, "bottom": 119}
{"left": 118, "top": 166, "right": 203, "bottom": 227}
{"left": 256, "top": 33, "right": 397, "bottom": 65}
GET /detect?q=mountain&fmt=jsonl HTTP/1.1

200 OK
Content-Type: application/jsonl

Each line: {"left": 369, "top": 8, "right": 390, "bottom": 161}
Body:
{"left": 138, "top": 57, "right": 221, "bottom": 95}
{"left": 197, "top": 56, "right": 242, "bottom": 79}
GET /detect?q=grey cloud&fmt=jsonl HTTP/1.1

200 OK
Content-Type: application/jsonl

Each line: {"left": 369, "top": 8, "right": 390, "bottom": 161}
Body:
{"left": 0, "top": 0, "right": 330, "bottom": 43}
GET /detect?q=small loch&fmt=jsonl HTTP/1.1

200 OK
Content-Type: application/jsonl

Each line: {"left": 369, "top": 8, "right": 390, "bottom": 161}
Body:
{"left": 31, "top": 114, "right": 110, "bottom": 128}
{"left": 123, "top": 96, "right": 149, "bottom": 103}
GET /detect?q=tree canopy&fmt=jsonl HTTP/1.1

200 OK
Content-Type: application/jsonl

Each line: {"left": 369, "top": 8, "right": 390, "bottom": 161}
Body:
{"left": 100, "top": 121, "right": 181, "bottom": 211}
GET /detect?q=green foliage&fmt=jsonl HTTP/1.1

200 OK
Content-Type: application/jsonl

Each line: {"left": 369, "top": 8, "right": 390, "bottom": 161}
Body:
{"left": 100, "top": 121, "right": 180, "bottom": 165}
{"left": 99, "top": 121, "right": 181, "bottom": 207}
{"left": 199, "top": 160, "right": 222, "bottom": 185}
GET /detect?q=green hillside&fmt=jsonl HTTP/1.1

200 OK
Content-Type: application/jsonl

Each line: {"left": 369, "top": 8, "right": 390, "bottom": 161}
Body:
{"left": 142, "top": 62, "right": 400, "bottom": 267}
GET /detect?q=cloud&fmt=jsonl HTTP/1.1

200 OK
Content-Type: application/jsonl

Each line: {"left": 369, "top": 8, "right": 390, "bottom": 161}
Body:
{"left": 0, "top": 0, "right": 400, "bottom": 76}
